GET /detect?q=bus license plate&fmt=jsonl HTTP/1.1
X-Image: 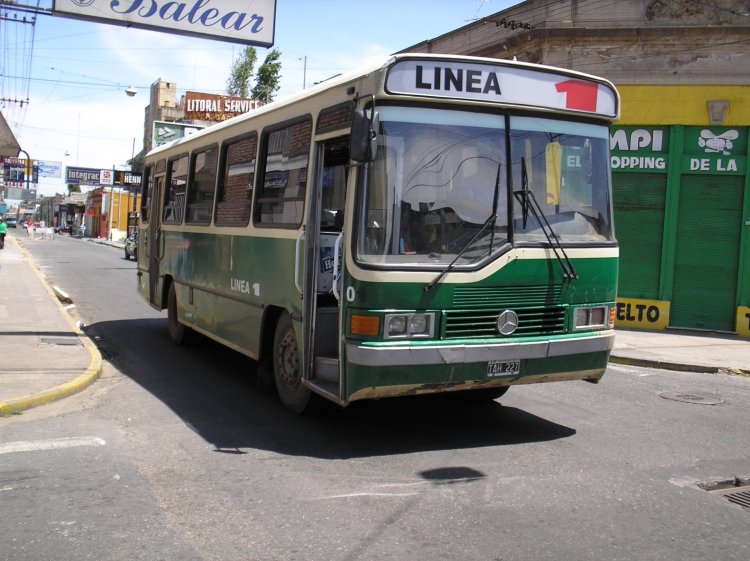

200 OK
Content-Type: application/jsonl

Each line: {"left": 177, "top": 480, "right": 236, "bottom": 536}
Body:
{"left": 486, "top": 360, "right": 520, "bottom": 377}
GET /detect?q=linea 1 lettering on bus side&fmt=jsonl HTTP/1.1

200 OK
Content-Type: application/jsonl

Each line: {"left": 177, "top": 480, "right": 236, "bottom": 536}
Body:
{"left": 110, "top": 0, "right": 265, "bottom": 32}
{"left": 231, "top": 278, "right": 252, "bottom": 295}
{"left": 415, "top": 65, "right": 502, "bottom": 95}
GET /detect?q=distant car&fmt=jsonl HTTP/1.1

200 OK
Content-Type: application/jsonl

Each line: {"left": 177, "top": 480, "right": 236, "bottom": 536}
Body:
{"left": 5, "top": 217, "right": 17, "bottom": 228}
{"left": 124, "top": 232, "right": 138, "bottom": 260}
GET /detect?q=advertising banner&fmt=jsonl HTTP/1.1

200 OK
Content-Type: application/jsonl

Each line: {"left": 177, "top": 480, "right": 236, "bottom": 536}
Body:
{"left": 100, "top": 169, "right": 114, "bottom": 186}
{"left": 1, "top": 157, "right": 37, "bottom": 188}
{"left": 681, "top": 126, "right": 747, "bottom": 176}
{"left": 153, "top": 121, "right": 204, "bottom": 147}
{"left": 66, "top": 166, "right": 102, "bottom": 186}
{"left": 609, "top": 126, "right": 669, "bottom": 173}
{"left": 38, "top": 160, "right": 63, "bottom": 179}
{"left": 53, "top": 0, "right": 277, "bottom": 47}
{"left": 184, "top": 92, "right": 260, "bottom": 122}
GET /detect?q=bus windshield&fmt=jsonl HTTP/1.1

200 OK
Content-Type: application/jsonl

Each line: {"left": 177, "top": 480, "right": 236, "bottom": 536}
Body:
{"left": 510, "top": 117, "right": 613, "bottom": 244}
{"left": 356, "top": 107, "right": 508, "bottom": 267}
{"left": 356, "top": 108, "right": 613, "bottom": 268}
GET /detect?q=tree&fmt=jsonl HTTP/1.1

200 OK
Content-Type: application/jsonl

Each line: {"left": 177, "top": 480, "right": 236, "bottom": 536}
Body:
{"left": 226, "top": 47, "right": 282, "bottom": 104}
{"left": 67, "top": 184, "right": 81, "bottom": 195}
{"left": 128, "top": 150, "right": 145, "bottom": 173}
{"left": 252, "top": 49, "right": 282, "bottom": 104}
{"left": 227, "top": 47, "right": 258, "bottom": 98}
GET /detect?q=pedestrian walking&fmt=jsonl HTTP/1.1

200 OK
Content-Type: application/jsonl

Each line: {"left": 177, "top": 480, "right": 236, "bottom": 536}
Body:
{"left": 0, "top": 218, "right": 7, "bottom": 249}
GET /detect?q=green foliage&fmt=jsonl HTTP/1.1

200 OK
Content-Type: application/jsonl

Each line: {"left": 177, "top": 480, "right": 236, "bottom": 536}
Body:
{"left": 252, "top": 49, "right": 282, "bottom": 104}
{"left": 227, "top": 47, "right": 282, "bottom": 104}
{"left": 227, "top": 47, "right": 258, "bottom": 98}
{"left": 128, "top": 150, "right": 145, "bottom": 173}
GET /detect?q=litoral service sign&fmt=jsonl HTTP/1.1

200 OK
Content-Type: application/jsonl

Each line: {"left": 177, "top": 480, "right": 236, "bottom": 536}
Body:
{"left": 53, "top": 0, "right": 276, "bottom": 47}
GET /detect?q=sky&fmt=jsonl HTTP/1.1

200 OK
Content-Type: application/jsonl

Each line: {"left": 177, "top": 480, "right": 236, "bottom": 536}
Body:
{"left": 1, "top": 0, "right": 518, "bottom": 197}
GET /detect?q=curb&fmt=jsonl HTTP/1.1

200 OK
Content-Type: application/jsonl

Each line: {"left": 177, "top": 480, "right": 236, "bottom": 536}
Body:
{"left": 0, "top": 347, "right": 102, "bottom": 414}
{"left": 0, "top": 237, "right": 103, "bottom": 415}
{"left": 609, "top": 355, "right": 750, "bottom": 377}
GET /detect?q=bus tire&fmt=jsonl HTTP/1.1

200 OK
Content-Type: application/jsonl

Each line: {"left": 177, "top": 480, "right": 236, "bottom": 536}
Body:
{"left": 273, "top": 312, "right": 317, "bottom": 413}
{"left": 167, "top": 283, "right": 192, "bottom": 346}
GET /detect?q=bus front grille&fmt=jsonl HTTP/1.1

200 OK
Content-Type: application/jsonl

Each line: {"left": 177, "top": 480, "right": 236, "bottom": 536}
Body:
{"left": 452, "top": 285, "right": 562, "bottom": 308}
{"left": 443, "top": 306, "right": 567, "bottom": 338}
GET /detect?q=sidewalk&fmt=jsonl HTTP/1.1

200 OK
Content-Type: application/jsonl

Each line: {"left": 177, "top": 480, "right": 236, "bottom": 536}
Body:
{"left": 0, "top": 231, "right": 748, "bottom": 415}
{"left": 0, "top": 234, "right": 101, "bottom": 415}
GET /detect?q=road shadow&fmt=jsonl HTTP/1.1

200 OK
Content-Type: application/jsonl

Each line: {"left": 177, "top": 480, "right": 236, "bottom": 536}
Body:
{"left": 86, "top": 318, "right": 576, "bottom": 460}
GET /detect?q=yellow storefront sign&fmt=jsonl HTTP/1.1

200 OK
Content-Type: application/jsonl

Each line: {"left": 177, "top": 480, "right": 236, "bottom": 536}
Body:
{"left": 615, "top": 298, "right": 670, "bottom": 330}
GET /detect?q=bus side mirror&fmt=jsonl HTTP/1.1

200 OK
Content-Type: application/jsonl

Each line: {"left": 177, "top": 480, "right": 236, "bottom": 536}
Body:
{"left": 350, "top": 109, "right": 379, "bottom": 162}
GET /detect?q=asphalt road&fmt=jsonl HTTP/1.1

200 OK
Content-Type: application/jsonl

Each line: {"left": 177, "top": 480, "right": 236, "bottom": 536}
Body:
{"left": 2, "top": 235, "right": 749, "bottom": 561}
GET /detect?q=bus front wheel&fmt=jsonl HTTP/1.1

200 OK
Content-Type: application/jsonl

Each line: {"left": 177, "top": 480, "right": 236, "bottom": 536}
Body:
{"left": 273, "top": 312, "right": 318, "bottom": 414}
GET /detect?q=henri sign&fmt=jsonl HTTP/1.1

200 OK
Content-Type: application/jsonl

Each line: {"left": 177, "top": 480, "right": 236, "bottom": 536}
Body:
{"left": 53, "top": 0, "right": 276, "bottom": 47}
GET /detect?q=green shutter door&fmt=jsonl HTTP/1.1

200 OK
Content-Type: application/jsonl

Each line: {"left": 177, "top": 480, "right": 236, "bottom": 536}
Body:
{"left": 671, "top": 175, "right": 743, "bottom": 331}
{"left": 613, "top": 172, "right": 666, "bottom": 299}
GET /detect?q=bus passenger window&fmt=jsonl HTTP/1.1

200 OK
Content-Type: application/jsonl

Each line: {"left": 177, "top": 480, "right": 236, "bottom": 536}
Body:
{"left": 186, "top": 146, "right": 218, "bottom": 225}
{"left": 255, "top": 117, "right": 312, "bottom": 227}
{"left": 216, "top": 134, "right": 256, "bottom": 227}
{"left": 163, "top": 155, "right": 188, "bottom": 224}
{"left": 140, "top": 167, "right": 153, "bottom": 223}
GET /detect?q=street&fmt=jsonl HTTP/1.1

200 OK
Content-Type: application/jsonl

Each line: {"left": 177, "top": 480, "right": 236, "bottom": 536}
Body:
{"left": 1, "top": 234, "right": 749, "bottom": 561}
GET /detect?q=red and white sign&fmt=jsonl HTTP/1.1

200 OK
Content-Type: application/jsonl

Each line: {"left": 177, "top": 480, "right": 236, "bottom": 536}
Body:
{"left": 385, "top": 58, "right": 618, "bottom": 118}
{"left": 99, "top": 169, "right": 114, "bottom": 186}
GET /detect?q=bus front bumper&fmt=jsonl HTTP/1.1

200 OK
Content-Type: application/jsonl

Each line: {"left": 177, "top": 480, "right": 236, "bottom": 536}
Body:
{"left": 344, "top": 330, "right": 615, "bottom": 401}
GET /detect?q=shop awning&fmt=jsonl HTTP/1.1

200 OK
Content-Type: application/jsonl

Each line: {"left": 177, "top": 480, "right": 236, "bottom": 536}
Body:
{"left": 0, "top": 111, "right": 21, "bottom": 157}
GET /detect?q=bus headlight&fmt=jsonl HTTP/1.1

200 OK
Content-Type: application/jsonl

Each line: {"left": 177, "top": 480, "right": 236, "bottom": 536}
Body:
{"left": 388, "top": 315, "right": 407, "bottom": 335}
{"left": 574, "top": 306, "right": 610, "bottom": 330}
{"left": 385, "top": 313, "right": 435, "bottom": 339}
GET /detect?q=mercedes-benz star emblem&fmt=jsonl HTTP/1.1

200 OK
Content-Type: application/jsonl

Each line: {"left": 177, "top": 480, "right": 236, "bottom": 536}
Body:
{"left": 496, "top": 310, "right": 519, "bottom": 336}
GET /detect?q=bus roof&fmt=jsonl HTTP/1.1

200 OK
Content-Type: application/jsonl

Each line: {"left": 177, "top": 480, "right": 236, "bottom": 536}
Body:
{"left": 148, "top": 54, "right": 619, "bottom": 157}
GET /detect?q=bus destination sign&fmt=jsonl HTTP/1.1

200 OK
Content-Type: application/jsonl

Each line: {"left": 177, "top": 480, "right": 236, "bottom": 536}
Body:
{"left": 385, "top": 58, "right": 618, "bottom": 118}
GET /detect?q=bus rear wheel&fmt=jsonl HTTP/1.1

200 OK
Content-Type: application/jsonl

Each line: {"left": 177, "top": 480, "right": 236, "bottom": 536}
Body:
{"left": 273, "top": 312, "right": 319, "bottom": 414}
{"left": 167, "top": 283, "right": 192, "bottom": 345}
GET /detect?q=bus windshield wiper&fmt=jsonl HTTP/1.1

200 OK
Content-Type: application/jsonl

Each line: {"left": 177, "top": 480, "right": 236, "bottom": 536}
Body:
{"left": 514, "top": 157, "right": 578, "bottom": 279}
{"left": 424, "top": 163, "right": 502, "bottom": 292}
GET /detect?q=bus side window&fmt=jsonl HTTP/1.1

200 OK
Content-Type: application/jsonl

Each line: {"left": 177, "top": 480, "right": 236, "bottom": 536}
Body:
{"left": 186, "top": 145, "right": 218, "bottom": 225}
{"left": 216, "top": 134, "right": 256, "bottom": 227}
{"left": 163, "top": 155, "right": 188, "bottom": 224}
{"left": 140, "top": 166, "right": 153, "bottom": 224}
{"left": 255, "top": 117, "right": 312, "bottom": 227}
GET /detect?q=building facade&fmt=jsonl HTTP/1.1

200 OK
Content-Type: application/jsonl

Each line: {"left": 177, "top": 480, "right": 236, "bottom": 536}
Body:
{"left": 87, "top": 187, "right": 140, "bottom": 241}
{"left": 403, "top": 0, "right": 750, "bottom": 336}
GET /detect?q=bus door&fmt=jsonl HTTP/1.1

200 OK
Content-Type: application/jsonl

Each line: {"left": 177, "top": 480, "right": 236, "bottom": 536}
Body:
{"left": 302, "top": 137, "right": 349, "bottom": 399}
{"left": 148, "top": 174, "right": 165, "bottom": 306}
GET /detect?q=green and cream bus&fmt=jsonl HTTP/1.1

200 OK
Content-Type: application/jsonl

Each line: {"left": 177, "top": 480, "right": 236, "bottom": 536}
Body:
{"left": 136, "top": 54, "right": 620, "bottom": 413}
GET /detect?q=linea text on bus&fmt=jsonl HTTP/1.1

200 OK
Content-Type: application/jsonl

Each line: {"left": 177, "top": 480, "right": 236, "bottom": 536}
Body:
{"left": 415, "top": 65, "right": 502, "bottom": 95}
